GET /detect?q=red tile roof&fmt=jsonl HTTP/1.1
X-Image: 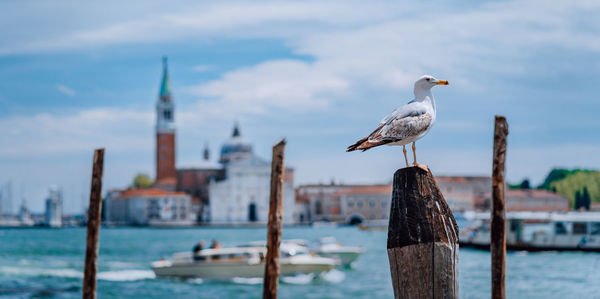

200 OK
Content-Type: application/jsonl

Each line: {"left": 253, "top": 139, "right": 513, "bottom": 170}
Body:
{"left": 119, "top": 188, "right": 188, "bottom": 199}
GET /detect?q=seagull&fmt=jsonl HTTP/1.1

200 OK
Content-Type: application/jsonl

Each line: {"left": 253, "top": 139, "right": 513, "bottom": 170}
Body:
{"left": 346, "top": 75, "right": 449, "bottom": 168}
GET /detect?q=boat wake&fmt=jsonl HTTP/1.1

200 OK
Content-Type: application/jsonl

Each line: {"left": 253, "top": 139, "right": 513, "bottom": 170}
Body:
{"left": 231, "top": 277, "right": 264, "bottom": 284}
{"left": 319, "top": 269, "right": 345, "bottom": 284}
{"left": 281, "top": 273, "right": 315, "bottom": 284}
{"left": 97, "top": 270, "right": 156, "bottom": 281}
{"left": 229, "top": 269, "right": 345, "bottom": 285}
{"left": 0, "top": 266, "right": 81, "bottom": 279}
{"left": 0, "top": 266, "right": 155, "bottom": 282}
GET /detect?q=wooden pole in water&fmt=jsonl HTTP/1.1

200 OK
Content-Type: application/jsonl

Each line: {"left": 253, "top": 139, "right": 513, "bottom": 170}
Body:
{"left": 83, "top": 148, "right": 105, "bottom": 299}
{"left": 491, "top": 116, "right": 508, "bottom": 299}
{"left": 263, "top": 138, "right": 286, "bottom": 299}
{"left": 387, "top": 166, "right": 459, "bottom": 299}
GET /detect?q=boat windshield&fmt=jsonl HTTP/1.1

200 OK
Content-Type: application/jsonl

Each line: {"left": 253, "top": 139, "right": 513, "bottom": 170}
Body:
{"left": 281, "top": 246, "right": 310, "bottom": 257}
{"left": 592, "top": 223, "right": 600, "bottom": 235}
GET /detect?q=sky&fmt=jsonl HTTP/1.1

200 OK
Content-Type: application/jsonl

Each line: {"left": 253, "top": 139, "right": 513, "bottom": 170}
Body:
{"left": 1, "top": 0, "right": 599, "bottom": 214}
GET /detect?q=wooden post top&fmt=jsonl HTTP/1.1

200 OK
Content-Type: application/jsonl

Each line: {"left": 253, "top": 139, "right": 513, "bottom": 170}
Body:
{"left": 387, "top": 166, "right": 459, "bottom": 250}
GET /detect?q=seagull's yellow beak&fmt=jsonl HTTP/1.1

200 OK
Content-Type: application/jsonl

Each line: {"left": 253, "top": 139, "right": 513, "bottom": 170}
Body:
{"left": 436, "top": 80, "right": 449, "bottom": 85}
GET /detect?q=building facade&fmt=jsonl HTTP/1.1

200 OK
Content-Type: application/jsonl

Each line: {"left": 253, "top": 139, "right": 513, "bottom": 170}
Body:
{"left": 435, "top": 176, "right": 491, "bottom": 212}
{"left": 44, "top": 186, "right": 62, "bottom": 227}
{"left": 294, "top": 184, "right": 352, "bottom": 223}
{"left": 177, "top": 155, "right": 225, "bottom": 222}
{"left": 104, "top": 188, "right": 194, "bottom": 226}
{"left": 208, "top": 125, "right": 295, "bottom": 224}
{"left": 478, "top": 189, "right": 570, "bottom": 212}
{"left": 339, "top": 184, "right": 392, "bottom": 223}
{"left": 155, "top": 56, "right": 176, "bottom": 185}
{"left": 295, "top": 176, "right": 494, "bottom": 224}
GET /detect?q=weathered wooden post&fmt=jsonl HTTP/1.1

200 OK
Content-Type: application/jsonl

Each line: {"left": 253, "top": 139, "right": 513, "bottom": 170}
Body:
{"left": 491, "top": 116, "right": 508, "bottom": 299}
{"left": 83, "top": 148, "right": 105, "bottom": 299}
{"left": 263, "top": 138, "right": 286, "bottom": 299}
{"left": 387, "top": 166, "right": 459, "bottom": 299}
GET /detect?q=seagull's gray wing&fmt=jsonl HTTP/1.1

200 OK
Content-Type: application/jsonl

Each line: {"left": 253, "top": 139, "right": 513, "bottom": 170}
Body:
{"left": 379, "top": 100, "right": 423, "bottom": 124}
{"left": 347, "top": 101, "right": 431, "bottom": 151}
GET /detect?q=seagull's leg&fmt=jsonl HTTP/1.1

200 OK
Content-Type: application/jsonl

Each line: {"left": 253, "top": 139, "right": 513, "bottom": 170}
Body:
{"left": 402, "top": 145, "right": 409, "bottom": 168}
{"left": 412, "top": 142, "right": 418, "bottom": 166}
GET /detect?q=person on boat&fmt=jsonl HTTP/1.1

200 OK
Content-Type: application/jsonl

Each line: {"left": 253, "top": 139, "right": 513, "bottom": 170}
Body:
{"left": 210, "top": 239, "right": 222, "bottom": 249}
{"left": 193, "top": 241, "right": 205, "bottom": 261}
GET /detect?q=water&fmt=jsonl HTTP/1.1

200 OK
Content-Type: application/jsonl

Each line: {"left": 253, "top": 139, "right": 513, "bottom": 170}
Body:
{"left": 1, "top": 227, "right": 599, "bottom": 298}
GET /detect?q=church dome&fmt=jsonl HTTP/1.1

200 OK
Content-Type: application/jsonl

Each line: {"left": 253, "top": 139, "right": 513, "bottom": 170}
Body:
{"left": 220, "top": 123, "right": 253, "bottom": 164}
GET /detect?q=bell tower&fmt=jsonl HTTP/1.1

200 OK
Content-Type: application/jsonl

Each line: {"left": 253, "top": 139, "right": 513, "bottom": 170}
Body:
{"left": 156, "top": 56, "right": 176, "bottom": 181}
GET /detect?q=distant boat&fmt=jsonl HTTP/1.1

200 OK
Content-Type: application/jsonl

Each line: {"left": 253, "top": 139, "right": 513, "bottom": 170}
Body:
{"left": 460, "top": 211, "right": 600, "bottom": 252}
{"left": 311, "top": 237, "right": 364, "bottom": 267}
{"left": 358, "top": 220, "right": 388, "bottom": 231}
{"left": 152, "top": 243, "right": 338, "bottom": 279}
{"left": 242, "top": 238, "right": 364, "bottom": 267}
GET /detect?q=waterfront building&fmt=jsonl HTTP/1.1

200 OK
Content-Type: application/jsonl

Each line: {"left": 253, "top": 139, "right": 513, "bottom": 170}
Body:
{"left": 295, "top": 184, "right": 354, "bottom": 223}
{"left": 176, "top": 149, "right": 225, "bottom": 222}
{"left": 18, "top": 199, "right": 34, "bottom": 226}
{"left": 477, "top": 189, "right": 570, "bottom": 212}
{"left": 155, "top": 56, "right": 177, "bottom": 190}
{"left": 44, "top": 186, "right": 62, "bottom": 227}
{"left": 208, "top": 125, "right": 295, "bottom": 224}
{"left": 104, "top": 188, "right": 194, "bottom": 226}
{"left": 296, "top": 176, "right": 492, "bottom": 224}
{"left": 339, "top": 184, "right": 392, "bottom": 223}
{"left": 144, "top": 58, "right": 296, "bottom": 224}
{"left": 435, "top": 176, "right": 491, "bottom": 212}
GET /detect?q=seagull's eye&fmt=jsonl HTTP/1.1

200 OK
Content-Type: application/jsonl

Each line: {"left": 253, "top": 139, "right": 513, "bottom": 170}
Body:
{"left": 426, "top": 78, "right": 430, "bottom": 81}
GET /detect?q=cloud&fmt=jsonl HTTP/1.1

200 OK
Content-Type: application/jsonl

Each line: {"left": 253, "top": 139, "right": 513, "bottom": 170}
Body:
{"left": 0, "top": 108, "right": 152, "bottom": 157}
{"left": 0, "top": 1, "right": 395, "bottom": 55}
{"left": 173, "top": 0, "right": 600, "bottom": 121}
{"left": 184, "top": 59, "right": 348, "bottom": 115}
{"left": 56, "top": 84, "right": 76, "bottom": 97}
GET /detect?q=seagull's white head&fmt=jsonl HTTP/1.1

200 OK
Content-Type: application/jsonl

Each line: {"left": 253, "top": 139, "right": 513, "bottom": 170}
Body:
{"left": 415, "top": 75, "right": 449, "bottom": 90}
{"left": 414, "top": 75, "right": 449, "bottom": 99}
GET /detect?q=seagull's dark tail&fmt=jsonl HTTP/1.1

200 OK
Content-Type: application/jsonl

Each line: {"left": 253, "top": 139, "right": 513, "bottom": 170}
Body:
{"left": 347, "top": 137, "right": 387, "bottom": 152}
{"left": 346, "top": 137, "right": 369, "bottom": 152}
{"left": 347, "top": 137, "right": 395, "bottom": 152}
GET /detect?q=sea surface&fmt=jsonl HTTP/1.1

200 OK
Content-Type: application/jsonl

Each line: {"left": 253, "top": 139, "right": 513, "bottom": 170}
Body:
{"left": 1, "top": 226, "right": 599, "bottom": 299}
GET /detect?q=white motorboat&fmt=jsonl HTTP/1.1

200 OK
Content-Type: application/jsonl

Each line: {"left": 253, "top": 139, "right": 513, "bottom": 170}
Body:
{"left": 152, "top": 243, "right": 338, "bottom": 279}
{"left": 263, "top": 238, "right": 364, "bottom": 267}
{"left": 311, "top": 237, "right": 364, "bottom": 266}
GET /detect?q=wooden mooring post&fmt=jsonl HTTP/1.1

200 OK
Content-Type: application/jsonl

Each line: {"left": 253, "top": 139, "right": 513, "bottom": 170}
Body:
{"left": 82, "top": 148, "right": 105, "bottom": 299}
{"left": 263, "top": 138, "right": 286, "bottom": 299}
{"left": 387, "top": 166, "right": 459, "bottom": 299}
{"left": 491, "top": 116, "right": 508, "bottom": 299}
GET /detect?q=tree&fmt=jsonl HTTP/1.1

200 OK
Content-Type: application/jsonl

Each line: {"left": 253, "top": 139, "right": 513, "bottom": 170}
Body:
{"left": 133, "top": 173, "right": 153, "bottom": 189}
{"left": 582, "top": 187, "right": 591, "bottom": 211}
{"left": 539, "top": 169, "right": 571, "bottom": 189}
{"left": 574, "top": 190, "right": 582, "bottom": 210}
{"left": 520, "top": 179, "right": 531, "bottom": 189}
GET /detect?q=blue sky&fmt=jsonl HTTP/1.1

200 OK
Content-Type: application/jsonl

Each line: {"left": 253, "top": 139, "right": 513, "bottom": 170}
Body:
{"left": 1, "top": 0, "right": 599, "bottom": 214}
